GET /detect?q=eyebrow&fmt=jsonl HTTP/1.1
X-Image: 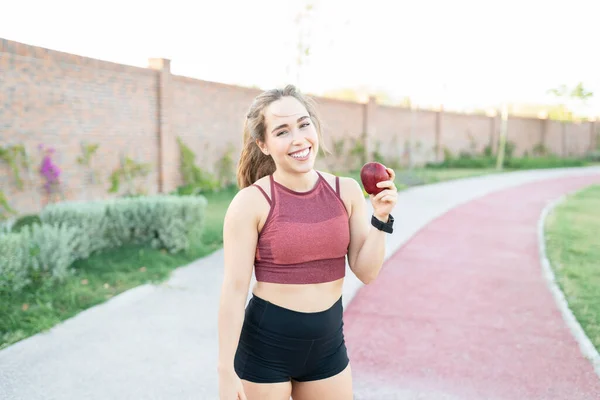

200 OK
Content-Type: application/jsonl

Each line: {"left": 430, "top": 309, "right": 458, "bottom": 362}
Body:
{"left": 271, "top": 115, "right": 310, "bottom": 134}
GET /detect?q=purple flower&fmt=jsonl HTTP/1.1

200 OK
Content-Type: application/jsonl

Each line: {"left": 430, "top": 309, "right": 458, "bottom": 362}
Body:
{"left": 39, "top": 145, "right": 61, "bottom": 194}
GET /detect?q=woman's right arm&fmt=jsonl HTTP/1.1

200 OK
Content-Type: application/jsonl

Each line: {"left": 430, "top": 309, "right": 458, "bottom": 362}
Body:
{"left": 217, "top": 188, "right": 259, "bottom": 374}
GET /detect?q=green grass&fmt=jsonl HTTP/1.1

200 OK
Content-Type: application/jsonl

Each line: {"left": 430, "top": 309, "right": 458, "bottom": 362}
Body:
{"left": 201, "top": 185, "right": 238, "bottom": 247}
{"left": 544, "top": 185, "right": 600, "bottom": 352}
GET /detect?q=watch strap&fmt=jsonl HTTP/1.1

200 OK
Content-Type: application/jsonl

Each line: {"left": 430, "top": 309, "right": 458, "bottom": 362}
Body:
{"left": 371, "top": 214, "right": 394, "bottom": 234}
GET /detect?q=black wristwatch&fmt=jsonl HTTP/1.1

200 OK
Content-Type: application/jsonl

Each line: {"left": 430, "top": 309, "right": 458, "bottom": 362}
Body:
{"left": 371, "top": 214, "right": 394, "bottom": 234}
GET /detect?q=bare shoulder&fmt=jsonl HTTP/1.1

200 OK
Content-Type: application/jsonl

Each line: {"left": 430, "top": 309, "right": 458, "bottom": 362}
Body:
{"left": 225, "top": 184, "right": 269, "bottom": 224}
{"left": 252, "top": 175, "right": 271, "bottom": 193}
{"left": 338, "top": 174, "right": 364, "bottom": 200}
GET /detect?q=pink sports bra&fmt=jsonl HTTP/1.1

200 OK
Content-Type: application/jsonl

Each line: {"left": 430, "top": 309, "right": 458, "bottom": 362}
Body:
{"left": 252, "top": 172, "right": 350, "bottom": 284}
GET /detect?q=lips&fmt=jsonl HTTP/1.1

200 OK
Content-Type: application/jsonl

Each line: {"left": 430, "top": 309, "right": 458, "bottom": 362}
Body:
{"left": 289, "top": 147, "right": 311, "bottom": 159}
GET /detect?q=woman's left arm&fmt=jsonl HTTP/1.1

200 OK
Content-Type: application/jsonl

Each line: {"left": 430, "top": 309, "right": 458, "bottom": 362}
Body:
{"left": 345, "top": 168, "right": 398, "bottom": 284}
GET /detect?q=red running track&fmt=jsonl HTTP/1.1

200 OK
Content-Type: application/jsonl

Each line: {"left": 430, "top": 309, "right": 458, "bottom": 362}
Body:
{"left": 345, "top": 175, "right": 600, "bottom": 399}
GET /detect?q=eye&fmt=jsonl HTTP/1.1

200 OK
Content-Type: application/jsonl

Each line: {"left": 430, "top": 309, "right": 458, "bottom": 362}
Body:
{"left": 300, "top": 122, "right": 311, "bottom": 128}
{"left": 276, "top": 130, "right": 288, "bottom": 136}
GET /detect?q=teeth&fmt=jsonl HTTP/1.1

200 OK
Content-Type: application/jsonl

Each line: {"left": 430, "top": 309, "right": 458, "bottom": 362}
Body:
{"left": 291, "top": 148, "right": 310, "bottom": 158}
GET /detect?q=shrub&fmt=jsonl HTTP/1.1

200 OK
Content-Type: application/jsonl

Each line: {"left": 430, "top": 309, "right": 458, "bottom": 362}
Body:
{"left": 426, "top": 157, "right": 496, "bottom": 169}
{"left": 27, "top": 223, "right": 80, "bottom": 287}
{"left": 104, "top": 195, "right": 206, "bottom": 253}
{"left": 11, "top": 214, "right": 42, "bottom": 233}
{"left": 505, "top": 156, "right": 586, "bottom": 169}
{"left": 0, "top": 220, "right": 14, "bottom": 234}
{"left": 0, "top": 223, "right": 79, "bottom": 293}
{"left": 1, "top": 195, "right": 208, "bottom": 294}
{"left": 177, "top": 137, "right": 220, "bottom": 193}
{"left": 0, "top": 232, "right": 31, "bottom": 293}
{"left": 586, "top": 151, "right": 600, "bottom": 163}
{"left": 40, "top": 202, "right": 109, "bottom": 259}
{"left": 426, "top": 155, "right": 587, "bottom": 170}
{"left": 41, "top": 195, "right": 208, "bottom": 255}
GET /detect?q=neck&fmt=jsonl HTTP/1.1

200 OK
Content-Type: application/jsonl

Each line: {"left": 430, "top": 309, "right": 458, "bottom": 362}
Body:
{"left": 273, "top": 169, "right": 319, "bottom": 192}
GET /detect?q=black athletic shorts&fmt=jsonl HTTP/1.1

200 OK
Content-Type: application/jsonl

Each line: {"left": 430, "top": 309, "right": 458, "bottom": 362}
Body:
{"left": 234, "top": 293, "right": 350, "bottom": 383}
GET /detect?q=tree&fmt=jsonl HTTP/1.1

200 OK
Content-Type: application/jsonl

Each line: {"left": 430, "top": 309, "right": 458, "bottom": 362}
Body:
{"left": 547, "top": 82, "right": 594, "bottom": 156}
{"left": 288, "top": 1, "right": 315, "bottom": 88}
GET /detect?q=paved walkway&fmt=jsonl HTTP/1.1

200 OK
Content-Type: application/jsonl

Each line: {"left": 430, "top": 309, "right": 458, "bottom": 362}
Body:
{"left": 347, "top": 174, "right": 600, "bottom": 399}
{"left": 0, "top": 167, "right": 599, "bottom": 399}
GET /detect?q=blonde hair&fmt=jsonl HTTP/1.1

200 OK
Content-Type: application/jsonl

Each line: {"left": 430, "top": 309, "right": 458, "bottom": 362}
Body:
{"left": 236, "top": 84, "right": 329, "bottom": 188}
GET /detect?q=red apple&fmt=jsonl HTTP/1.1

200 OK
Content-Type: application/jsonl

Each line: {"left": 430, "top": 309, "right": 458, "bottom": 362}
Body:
{"left": 360, "top": 162, "right": 391, "bottom": 195}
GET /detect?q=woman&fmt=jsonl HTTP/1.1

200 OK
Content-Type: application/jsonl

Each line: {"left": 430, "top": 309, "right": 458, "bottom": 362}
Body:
{"left": 218, "top": 85, "right": 397, "bottom": 400}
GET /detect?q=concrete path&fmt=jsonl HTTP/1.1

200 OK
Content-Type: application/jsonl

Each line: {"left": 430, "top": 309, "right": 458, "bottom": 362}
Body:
{"left": 0, "top": 167, "right": 599, "bottom": 400}
{"left": 347, "top": 174, "right": 600, "bottom": 399}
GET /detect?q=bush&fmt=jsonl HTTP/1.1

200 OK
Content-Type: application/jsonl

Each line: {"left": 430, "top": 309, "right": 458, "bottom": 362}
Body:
{"left": 27, "top": 223, "right": 80, "bottom": 287}
{"left": 0, "top": 220, "right": 14, "bottom": 234}
{"left": 426, "top": 156, "right": 496, "bottom": 169}
{"left": 426, "top": 155, "right": 587, "bottom": 170}
{"left": 0, "top": 223, "right": 79, "bottom": 293}
{"left": 41, "top": 201, "right": 110, "bottom": 260}
{"left": 0, "top": 232, "right": 31, "bottom": 293}
{"left": 41, "top": 195, "right": 208, "bottom": 255}
{"left": 505, "top": 156, "right": 587, "bottom": 169}
{"left": 586, "top": 151, "right": 600, "bottom": 163}
{"left": 11, "top": 214, "right": 41, "bottom": 233}
{"left": 172, "top": 184, "right": 203, "bottom": 196}
{"left": 104, "top": 195, "right": 207, "bottom": 253}
{"left": 1, "top": 195, "right": 208, "bottom": 294}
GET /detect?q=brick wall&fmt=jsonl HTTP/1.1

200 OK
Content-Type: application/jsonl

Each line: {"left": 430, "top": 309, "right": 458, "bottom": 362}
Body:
{"left": 1, "top": 38, "right": 159, "bottom": 215}
{"left": 1, "top": 38, "right": 597, "bottom": 216}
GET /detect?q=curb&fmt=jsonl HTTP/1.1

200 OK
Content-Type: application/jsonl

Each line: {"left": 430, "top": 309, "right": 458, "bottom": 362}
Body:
{"left": 538, "top": 194, "right": 600, "bottom": 379}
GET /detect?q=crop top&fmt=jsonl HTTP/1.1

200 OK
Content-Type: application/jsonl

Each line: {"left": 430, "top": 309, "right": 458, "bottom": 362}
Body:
{"left": 252, "top": 172, "right": 350, "bottom": 284}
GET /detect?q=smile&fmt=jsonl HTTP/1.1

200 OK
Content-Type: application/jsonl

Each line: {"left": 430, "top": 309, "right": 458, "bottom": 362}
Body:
{"left": 289, "top": 147, "right": 311, "bottom": 160}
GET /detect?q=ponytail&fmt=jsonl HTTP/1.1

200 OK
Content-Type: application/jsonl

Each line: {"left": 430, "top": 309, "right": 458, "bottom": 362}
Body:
{"left": 236, "top": 118, "right": 276, "bottom": 189}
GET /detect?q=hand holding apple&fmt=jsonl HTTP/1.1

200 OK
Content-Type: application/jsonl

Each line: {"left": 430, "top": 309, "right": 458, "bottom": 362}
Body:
{"left": 360, "top": 162, "right": 398, "bottom": 221}
{"left": 360, "top": 162, "right": 391, "bottom": 195}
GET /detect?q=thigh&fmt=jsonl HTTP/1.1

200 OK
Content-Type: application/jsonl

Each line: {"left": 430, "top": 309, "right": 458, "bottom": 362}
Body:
{"left": 242, "top": 380, "right": 292, "bottom": 400}
{"left": 291, "top": 364, "right": 353, "bottom": 400}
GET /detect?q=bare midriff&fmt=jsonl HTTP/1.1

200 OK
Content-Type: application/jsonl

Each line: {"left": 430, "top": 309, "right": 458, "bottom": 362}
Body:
{"left": 252, "top": 278, "right": 345, "bottom": 312}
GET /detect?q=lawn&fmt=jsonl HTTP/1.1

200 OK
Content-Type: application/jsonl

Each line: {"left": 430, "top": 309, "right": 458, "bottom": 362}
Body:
{"left": 0, "top": 167, "right": 499, "bottom": 349}
{"left": 544, "top": 184, "right": 600, "bottom": 352}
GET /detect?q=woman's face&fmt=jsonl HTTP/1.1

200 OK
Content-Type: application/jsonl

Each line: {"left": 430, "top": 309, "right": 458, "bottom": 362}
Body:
{"left": 259, "top": 96, "right": 319, "bottom": 175}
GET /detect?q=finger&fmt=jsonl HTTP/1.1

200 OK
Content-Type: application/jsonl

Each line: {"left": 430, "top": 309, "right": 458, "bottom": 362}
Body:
{"left": 375, "top": 188, "right": 397, "bottom": 199}
{"left": 386, "top": 168, "right": 396, "bottom": 181}
{"left": 376, "top": 191, "right": 398, "bottom": 203}
{"left": 373, "top": 189, "right": 394, "bottom": 202}
{"left": 376, "top": 180, "right": 396, "bottom": 191}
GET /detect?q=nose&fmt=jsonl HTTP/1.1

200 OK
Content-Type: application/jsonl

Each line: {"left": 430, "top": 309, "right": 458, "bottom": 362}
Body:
{"left": 291, "top": 126, "right": 307, "bottom": 144}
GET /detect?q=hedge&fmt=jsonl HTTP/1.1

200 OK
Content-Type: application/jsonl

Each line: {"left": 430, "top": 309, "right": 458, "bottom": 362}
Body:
{"left": 426, "top": 155, "right": 588, "bottom": 169}
{"left": 0, "top": 195, "right": 207, "bottom": 294}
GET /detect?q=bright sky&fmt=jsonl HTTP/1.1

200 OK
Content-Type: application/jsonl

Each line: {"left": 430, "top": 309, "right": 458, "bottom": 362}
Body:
{"left": 2, "top": 0, "right": 599, "bottom": 115}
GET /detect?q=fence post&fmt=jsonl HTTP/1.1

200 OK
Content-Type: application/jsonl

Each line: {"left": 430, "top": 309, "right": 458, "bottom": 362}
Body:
{"left": 590, "top": 120, "right": 598, "bottom": 152}
{"left": 540, "top": 116, "right": 548, "bottom": 154}
{"left": 435, "top": 108, "right": 442, "bottom": 161}
{"left": 363, "top": 96, "right": 377, "bottom": 164}
{"left": 486, "top": 109, "right": 497, "bottom": 156}
{"left": 148, "top": 58, "right": 173, "bottom": 193}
